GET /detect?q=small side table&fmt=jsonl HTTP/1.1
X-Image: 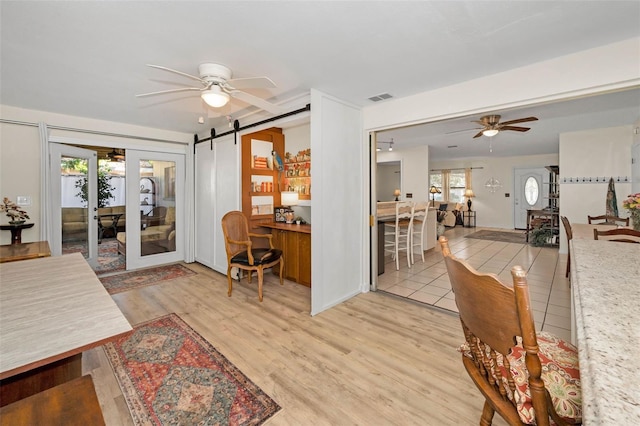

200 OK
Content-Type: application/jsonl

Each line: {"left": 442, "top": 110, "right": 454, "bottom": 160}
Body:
{"left": 0, "top": 223, "right": 34, "bottom": 245}
{"left": 463, "top": 211, "right": 476, "bottom": 228}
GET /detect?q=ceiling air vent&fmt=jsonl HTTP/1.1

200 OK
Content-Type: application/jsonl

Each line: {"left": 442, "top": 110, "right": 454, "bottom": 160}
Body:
{"left": 368, "top": 93, "right": 393, "bottom": 102}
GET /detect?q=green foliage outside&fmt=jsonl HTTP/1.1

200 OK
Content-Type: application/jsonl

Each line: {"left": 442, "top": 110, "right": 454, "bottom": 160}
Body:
{"left": 70, "top": 160, "right": 116, "bottom": 208}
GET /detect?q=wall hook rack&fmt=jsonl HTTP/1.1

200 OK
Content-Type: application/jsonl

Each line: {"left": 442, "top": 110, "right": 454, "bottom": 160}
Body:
{"left": 560, "top": 176, "right": 630, "bottom": 184}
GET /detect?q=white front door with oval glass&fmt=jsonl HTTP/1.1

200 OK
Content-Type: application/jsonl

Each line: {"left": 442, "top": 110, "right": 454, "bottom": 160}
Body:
{"left": 514, "top": 167, "right": 548, "bottom": 229}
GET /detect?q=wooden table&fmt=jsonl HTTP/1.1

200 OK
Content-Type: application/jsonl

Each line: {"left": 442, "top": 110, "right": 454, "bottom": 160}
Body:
{"left": 0, "top": 241, "right": 51, "bottom": 263}
{"left": 0, "top": 253, "right": 132, "bottom": 406}
{"left": 571, "top": 223, "right": 617, "bottom": 240}
{"left": 0, "top": 223, "right": 34, "bottom": 245}
{"left": 570, "top": 239, "right": 640, "bottom": 424}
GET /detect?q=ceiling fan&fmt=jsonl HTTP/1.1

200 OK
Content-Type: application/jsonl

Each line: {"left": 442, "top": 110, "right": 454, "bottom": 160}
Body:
{"left": 472, "top": 115, "right": 538, "bottom": 138}
{"left": 136, "top": 63, "right": 285, "bottom": 114}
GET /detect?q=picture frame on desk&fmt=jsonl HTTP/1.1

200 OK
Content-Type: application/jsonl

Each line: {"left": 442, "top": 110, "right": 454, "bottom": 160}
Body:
{"left": 274, "top": 206, "right": 292, "bottom": 223}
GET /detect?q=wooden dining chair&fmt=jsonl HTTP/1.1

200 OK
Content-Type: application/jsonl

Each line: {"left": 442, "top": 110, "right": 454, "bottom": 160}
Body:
{"left": 439, "top": 236, "right": 582, "bottom": 426}
{"left": 587, "top": 214, "right": 629, "bottom": 226}
{"left": 593, "top": 227, "right": 640, "bottom": 243}
{"left": 560, "top": 216, "right": 573, "bottom": 277}
{"left": 221, "top": 211, "right": 283, "bottom": 302}
{"left": 384, "top": 201, "right": 414, "bottom": 270}
{"left": 409, "top": 201, "right": 428, "bottom": 264}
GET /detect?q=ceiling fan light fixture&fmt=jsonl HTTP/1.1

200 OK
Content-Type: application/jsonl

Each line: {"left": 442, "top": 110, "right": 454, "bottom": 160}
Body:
{"left": 482, "top": 129, "right": 499, "bottom": 137}
{"left": 201, "top": 86, "right": 229, "bottom": 108}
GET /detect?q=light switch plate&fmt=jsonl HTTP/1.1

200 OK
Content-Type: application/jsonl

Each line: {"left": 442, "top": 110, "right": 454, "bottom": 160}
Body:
{"left": 16, "top": 196, "right": 31, "bottom": 205}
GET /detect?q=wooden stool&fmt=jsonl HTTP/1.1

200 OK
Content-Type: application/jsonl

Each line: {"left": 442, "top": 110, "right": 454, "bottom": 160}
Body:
{"left": 0, "top": 375, "right": 105, "bottom": 426}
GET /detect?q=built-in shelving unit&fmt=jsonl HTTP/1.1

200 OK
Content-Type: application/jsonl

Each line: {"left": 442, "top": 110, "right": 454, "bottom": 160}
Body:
{"left": 241, "top": 128, "right": 284, "bottom": 234}
{"left": 139, "top": 177, "right": 156, "bottom": 215}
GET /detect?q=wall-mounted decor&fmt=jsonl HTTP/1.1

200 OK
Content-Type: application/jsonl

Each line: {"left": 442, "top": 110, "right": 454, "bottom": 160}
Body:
{"left": 485, "top": 177, "right": 502, "bottom": 193}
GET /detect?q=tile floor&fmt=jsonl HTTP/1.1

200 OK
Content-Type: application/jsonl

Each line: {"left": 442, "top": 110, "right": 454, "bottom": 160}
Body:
{"left": 377, "top": 225, "right": 572, "bottom": 342}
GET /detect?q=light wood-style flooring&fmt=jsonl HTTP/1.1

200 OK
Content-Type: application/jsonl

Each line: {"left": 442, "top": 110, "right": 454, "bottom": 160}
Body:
{"left": 83, "top": 226, "right": 571, "bottom": 425}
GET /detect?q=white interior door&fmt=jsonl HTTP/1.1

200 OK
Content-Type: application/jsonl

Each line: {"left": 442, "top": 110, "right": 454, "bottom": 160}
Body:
{"left": 194, "top": 134, "right": 239, "bottom": 272}
{"left": 310, "top": 89, "right": 363, "bottom": 315}
{"left": 125, "top": 150, "right": 185, "bottom": 270}
{"left": 49, "top": 144, "right": 98, "bottom": 267}
{"left": 514, "top": 167, "right": 547, "bottom": 229}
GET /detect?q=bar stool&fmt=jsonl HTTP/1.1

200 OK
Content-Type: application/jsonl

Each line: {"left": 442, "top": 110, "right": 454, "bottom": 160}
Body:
{"left": 384, "top": 201, "right": 414, "bottom": 270}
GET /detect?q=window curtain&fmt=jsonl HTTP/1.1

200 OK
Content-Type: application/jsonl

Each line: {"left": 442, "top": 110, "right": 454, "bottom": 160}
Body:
{"left": 442, "top": 169, "right": 451, "bottom": 201}
{"left": 39, "top": 122, "right": 51, "bottom": 242}
{"left": 465, "top": 168, "right": 472, "bottom": 191}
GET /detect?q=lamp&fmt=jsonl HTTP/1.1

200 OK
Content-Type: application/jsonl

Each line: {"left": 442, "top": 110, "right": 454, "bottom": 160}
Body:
{"left": 393, "top": 189, "right": 401, "bottom": 201}
{"left": 429, "top": 185, "right": 441, "bottom": 206}
{"left": 482, "top": 128, "right": 499, "bottom": 137}
{"left": 464, "top": 189, "right": 475, "bottom": 211}
{"left": 281, "top": 191, "right": 299, "bottom": 223}
{"left": 201, "top": 86, "right": 230, "bottom": 108}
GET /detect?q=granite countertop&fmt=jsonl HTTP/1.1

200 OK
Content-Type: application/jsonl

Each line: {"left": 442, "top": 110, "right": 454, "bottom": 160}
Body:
{"left": 570, "top": 239, "right": 640, "bottom": 425}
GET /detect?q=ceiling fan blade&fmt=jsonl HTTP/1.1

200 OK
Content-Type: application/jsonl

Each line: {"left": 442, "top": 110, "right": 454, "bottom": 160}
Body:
{"left": 136, "top": 87, "right": 203, "bottom": 97}
{"left": 146, "top": 64, "right": 204, "bottom": 83}
{"left": 227, "top": 76, "right": 277, "bottom": 90}
{"left": 472, "top": 131, "right": 485, "bottom": 138}
{"left": 227, "top": 90, "right": 285, "bottom": 114}
{"left": 500, "top": 126, "right": 531, "bottom": 132}
{"left": 500, "top": 116, "right": 538, "bottom": 126}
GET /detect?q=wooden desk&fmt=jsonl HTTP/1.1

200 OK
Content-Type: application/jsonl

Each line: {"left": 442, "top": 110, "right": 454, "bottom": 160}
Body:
{"left": 0, "top": 253, "right": 132, "bottom": 406}
{"left": 0, "top": 223, "right": 34, "bottom": 245}
{"left": 570, "top": 239, "right": 640, "bottom": 424}
{"left": 260, "top": 222, "right": 311, "bottom": 286}
{"left": 0, "top": 241, "right": 50, "bottom": 263}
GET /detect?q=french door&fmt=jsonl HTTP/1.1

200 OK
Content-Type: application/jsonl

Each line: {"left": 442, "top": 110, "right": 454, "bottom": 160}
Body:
{"left": 124, "top": 150, "right": 184, "bottom": 270}
{"left": 50, "top": 144, "right": 99, "bottom": 267}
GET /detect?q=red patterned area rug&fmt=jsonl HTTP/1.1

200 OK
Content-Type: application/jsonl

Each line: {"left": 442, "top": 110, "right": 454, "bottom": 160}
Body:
{"left": 104, "top": 314, "right": 280, "bottom": 425}
{"left": 99, "top": 264, "right": 196, "bottom": 295}
{"left": 62, "top": 238, "right": 126, "bottom": 275}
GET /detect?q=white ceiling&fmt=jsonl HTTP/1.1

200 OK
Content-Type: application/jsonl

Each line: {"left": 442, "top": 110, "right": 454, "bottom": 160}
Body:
{"left": 1, "top": 1, "right": 639, "bottom": 159}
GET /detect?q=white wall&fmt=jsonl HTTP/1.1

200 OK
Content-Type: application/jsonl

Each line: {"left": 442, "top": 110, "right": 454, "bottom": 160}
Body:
{"left": 0, "top": 105, "right": 191, "bottom": 245}
{"left": 363, "top": 38, "right": 640, "bottom": 133}
{"left": 559, "top": 125, "right": 634, "bottom": 252}
{"left": 377, "top": 145, "right": 430, "bottom": 204}
{"left": 376, "top": 162, "right": 400, "bottom": 202}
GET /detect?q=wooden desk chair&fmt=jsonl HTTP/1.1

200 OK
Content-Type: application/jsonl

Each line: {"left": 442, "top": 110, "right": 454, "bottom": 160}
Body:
{"left": 384, "top": 201, "right": 414, "bottom": 270}
{"left": 587, "top": 214, "right": 629, "bottom": 226}
{"left": 560, "top": 216, "right": 573, "bottom": 277}
{"left": 593, "top": 227, "right": 640, "bottom": 243}
{"left": 439, "top": 236, "right": 582, "bottom": 426}
{"left": 221, "top": 211, "right": 283, "bottom": 302}
{"left": 410, "top": 201, "right": 428, "bottom": 264}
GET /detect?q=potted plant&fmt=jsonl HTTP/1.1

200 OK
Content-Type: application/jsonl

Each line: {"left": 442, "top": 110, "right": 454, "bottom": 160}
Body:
{"left": 1, "top": 197, "right": 30, "bottom": 224}
{"left": 530, "top": 227, "right": 553, "bottom": 247}
{"left": 295, "top": 216, "right": 306, "bottom": 225}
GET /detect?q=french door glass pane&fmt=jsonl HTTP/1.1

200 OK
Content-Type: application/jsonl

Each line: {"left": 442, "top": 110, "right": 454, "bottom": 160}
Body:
{"left": 140, "top": 159, "right": 176, "bottom": 257}
{"left": 61, "top": 156, "right": 89, "bottom": 258}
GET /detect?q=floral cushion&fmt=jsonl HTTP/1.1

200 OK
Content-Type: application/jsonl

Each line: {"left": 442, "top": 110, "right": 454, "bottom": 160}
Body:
{"left": 459, "top": 331, "right": 581, "bottom": 425}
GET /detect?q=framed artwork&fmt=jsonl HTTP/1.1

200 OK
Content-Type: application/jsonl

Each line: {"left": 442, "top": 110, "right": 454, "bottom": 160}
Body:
{"left": 274, "top": 206, "right": 290, "bottom": 223}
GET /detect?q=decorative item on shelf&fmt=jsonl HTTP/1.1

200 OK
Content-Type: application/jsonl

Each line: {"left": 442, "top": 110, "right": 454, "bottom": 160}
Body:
{"left": 393, "top": 189, "right": 401, "bottom": 201}
{"left": 140, "top": 184, "right": 151, "bottom": 193}
{"left": 622, "top": 192, "right": 640, "bottom": 231}
{"left": 281, "top": 191, "right": 299, "bottom": 223}
{"left": 464, "top": 189, "right": 475, "bottom": 211}
{"left": 429, "top": 185, "right": 441, "bottom": 206}
{"left": 484, "top": 177, "right": 502, "bottom": 193}
{"left": 295, "top": 216, "right": 306, "bottom": 225}
{"left": 1, "top": 197, "right": 29, "bottom": 224}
